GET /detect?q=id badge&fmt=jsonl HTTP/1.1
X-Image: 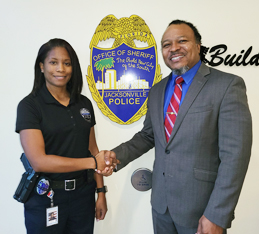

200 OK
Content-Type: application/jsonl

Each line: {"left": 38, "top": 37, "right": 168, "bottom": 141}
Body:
{"left": 46, "top": 206, "right": 58, "bottom": 227}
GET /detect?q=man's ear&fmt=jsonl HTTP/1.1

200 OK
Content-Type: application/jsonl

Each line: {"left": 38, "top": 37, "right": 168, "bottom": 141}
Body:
{"left": 197, "top": 43, "right": 201, "bottom": 54}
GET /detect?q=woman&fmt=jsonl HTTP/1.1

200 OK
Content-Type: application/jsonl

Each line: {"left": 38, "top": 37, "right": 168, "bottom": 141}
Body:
{"left": 16, "top": 38, "right": 112, "bottom": 234}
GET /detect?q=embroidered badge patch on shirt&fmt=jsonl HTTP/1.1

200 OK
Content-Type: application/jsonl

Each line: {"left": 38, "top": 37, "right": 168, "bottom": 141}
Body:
{"left": 80, "top": 108, "right": 91, "bottom": 122}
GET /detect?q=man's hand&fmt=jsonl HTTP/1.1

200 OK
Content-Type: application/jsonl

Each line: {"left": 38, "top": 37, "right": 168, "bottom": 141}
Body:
{"left": 95, "top": 150, "right": 120, "bottom": 176}
{"left": 196, "top": 215, "right": 224, "bottom": 234}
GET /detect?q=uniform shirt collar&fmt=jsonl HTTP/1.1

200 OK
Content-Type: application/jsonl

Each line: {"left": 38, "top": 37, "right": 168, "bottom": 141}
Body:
{"left": 39, "top": 84, "right": 75, "bottom": 105}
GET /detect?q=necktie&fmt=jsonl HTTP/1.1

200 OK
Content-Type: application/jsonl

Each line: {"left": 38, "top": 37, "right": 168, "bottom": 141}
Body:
{"left": 164, "top": 76, "right": 184, "bottom": 142}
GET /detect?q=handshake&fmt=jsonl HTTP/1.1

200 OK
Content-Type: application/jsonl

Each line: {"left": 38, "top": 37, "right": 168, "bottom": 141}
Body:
{"left": 94, "top": 150, "right": 120, "bottom": 176}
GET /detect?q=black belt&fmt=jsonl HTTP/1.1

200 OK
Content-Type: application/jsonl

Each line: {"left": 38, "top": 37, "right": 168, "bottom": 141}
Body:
{"left": 51, "top": 177, "right": 85, "bottom": 191}
{"left": 51, "top": 170, "right": 94, "bottom": 191}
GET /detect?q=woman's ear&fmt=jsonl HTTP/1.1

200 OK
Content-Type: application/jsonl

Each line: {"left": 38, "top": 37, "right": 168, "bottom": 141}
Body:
{"left": 39, "top": 62, "right": 44, "bottom": 73}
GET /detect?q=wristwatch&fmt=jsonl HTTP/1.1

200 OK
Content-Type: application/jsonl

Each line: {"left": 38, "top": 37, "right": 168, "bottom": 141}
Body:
{"left": 96, "top": 186, "right": 108, "bottom": 193}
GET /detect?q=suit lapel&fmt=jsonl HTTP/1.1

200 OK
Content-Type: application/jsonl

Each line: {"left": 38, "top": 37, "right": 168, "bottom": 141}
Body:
{"left": 167, "top": 63, "right": 210, "bottom": 145}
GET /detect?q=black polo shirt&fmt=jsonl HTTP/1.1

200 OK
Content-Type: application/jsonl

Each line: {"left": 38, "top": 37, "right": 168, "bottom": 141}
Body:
{"left": 16, "top": 84, "right": 96, "bottom": 180}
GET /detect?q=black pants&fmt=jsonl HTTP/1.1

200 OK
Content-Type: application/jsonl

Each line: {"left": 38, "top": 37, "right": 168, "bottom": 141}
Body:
{"left": 24, "top": 180, "right": 96, "bottom": 234}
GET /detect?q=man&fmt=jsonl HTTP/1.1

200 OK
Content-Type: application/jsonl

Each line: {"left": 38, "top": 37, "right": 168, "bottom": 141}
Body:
{"left": 110, "top": 20, "right": 252, "bottom": 234}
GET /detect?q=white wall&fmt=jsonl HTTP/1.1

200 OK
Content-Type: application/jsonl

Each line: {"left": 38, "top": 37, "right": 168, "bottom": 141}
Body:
{"left": 1, "top": 0, "right": 258, "bottom": 233}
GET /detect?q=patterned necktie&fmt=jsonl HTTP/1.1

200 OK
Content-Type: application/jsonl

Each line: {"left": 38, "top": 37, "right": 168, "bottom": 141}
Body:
{"left": 164, "top": 76, "right": 184, "bottom": 142}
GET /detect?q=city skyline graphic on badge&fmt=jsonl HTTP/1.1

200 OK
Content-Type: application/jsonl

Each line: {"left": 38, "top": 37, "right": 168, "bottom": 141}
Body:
{"left": 87, "top": 15, "right": 161, "bottom": 124}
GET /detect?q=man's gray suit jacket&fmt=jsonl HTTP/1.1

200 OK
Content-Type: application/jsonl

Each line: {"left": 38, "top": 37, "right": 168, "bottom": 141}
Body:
{"left": 113, "top": 63, "right": 252, "bottom": 229}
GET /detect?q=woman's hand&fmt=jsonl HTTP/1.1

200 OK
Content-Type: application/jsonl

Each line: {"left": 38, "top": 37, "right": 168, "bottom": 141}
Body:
{"left": 95, "top": 193, "right": 107, "bottom": 221}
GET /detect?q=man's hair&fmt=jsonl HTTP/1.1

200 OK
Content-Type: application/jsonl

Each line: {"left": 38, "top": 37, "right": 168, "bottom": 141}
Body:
{"left": 32, "top": 38, "right": 83, "bottom": 100}
{"left": 168, "top": 19, "right": 202, "bottom": 44}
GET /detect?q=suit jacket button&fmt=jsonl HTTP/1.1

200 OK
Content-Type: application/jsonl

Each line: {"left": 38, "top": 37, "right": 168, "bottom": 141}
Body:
{"left": 165, "top": 150, "right": 170, "bottom": 154}
{"left": 163, "top": 172, "right": 165, "bottom": 176}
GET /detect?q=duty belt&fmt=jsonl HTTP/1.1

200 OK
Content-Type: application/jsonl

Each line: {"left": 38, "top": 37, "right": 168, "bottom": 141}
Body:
{"left": 51, "top": 170, "right": 94, "bottom": 191}
{"left": 51, "top": 177, "right": 85, "bottom": 191}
